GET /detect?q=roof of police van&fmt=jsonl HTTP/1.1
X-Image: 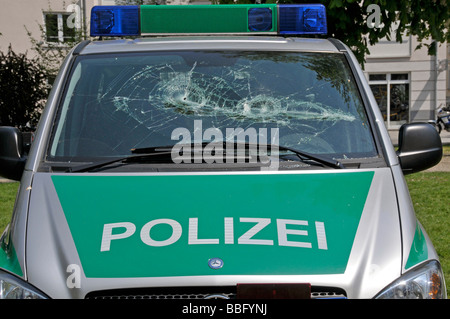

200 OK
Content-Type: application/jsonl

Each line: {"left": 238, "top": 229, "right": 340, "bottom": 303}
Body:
{"left": 77, "top": 37, "right": 343, "bottom": 55}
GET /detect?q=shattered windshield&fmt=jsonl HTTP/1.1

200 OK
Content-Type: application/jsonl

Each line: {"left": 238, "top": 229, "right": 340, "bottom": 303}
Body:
{"left": 48, "top": 50, "right": 377, "bottom": 165}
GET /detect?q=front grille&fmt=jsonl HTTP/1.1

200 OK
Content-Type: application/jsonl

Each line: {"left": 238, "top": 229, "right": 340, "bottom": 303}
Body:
{"left": 85, "top": 286, "right": 346, "bottom": 300}
{"left": 86, "top": 286, "right": 236, "bottom": 300}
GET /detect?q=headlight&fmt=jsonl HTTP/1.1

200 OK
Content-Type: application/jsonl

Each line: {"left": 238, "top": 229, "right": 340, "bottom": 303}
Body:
{"left": 0, "top": 269, "right": 48, "bottom": 299}
{"left": 375, "top": 260, "right": 447, "bottom": 299}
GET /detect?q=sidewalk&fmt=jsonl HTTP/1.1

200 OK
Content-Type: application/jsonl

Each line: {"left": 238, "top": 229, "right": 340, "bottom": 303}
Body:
{"left": 388, "top": 128, "right": 450, "bottom": 147}
{"left": 0, "top": 178, "right": 15, "bottom": 183}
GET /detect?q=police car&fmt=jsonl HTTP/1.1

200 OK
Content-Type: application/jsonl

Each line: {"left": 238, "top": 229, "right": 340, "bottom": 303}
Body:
{"left": 0, "top": 4, "right": 446, "bottom": 299}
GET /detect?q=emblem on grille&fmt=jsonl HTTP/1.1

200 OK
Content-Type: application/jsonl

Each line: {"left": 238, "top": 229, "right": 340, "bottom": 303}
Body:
{"left": 208, "top": 258, "right": 224, "bottom": 269}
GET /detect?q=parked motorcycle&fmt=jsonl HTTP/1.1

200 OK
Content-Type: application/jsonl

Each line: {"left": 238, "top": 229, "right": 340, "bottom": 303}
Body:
{"left": 429, "top": 105, "right": 450, "bottom": 134}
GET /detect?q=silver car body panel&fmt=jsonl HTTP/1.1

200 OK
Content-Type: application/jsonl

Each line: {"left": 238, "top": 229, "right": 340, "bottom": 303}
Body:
{"left": 24, "top": 168, "right": 400, "bottom": 299}
{"left": 2, "top": 36, "right": 438, "bottom": 299}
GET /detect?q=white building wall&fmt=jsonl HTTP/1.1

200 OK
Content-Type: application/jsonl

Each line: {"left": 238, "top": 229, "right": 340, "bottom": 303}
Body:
{"left": 0, "top": 0, "right": 62, "bottom": 55}
{"left": 0, "top": 0, "right": 198, "bottom": 57}
{"left": 364, "top": 34, "right": 447, "bottom": 128}
{"left": 0, "top": 0, "right": 97, "bottom": 57}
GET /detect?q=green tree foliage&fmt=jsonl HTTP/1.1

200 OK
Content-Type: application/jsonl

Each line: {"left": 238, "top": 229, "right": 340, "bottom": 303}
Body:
{"left": 0, "top": 46, "right": 49, "bottom": 129}
{"left": 26, "top": 25, "right": 85, "bottom": 83}
{"left": 216, "top": 0, "right": 449, "bottom": 64}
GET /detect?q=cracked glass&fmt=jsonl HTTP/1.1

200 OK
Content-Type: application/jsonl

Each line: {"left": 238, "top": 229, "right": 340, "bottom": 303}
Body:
{"left": 48, "top": 50, "right": 377, "bottom": 164}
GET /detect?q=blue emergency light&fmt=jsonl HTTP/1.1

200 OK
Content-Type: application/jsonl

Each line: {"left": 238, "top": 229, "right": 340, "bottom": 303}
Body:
{"left": 91, "top": 5, "right": 140, "bottom": 36}
{"left": 90, "top": 4, "right": 327, "bottom": 37}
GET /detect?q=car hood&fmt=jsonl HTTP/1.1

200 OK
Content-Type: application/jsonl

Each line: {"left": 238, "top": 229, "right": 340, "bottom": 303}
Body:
{"left": 25, "top": 169, "right": 401, "bottom": 298}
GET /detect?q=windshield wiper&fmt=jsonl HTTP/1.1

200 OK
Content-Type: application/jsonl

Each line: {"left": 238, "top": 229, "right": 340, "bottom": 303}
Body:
{"left": 67, "top": 150, "right": 173, "bottom": 173}
{"left": 67, "top": 141, "right": 344, "bottom": 173}
{"left": 274, "top": 144, "right": 345, "bottom": 169}
{"left": 132, "top": 142, "right": 345, "bottom": 169}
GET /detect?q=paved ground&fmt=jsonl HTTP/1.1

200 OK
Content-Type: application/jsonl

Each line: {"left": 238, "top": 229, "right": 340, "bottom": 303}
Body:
{"left": 388, "top": 128, "right": 450, "bottom": 147}
{"left": 1, "top": 130, "right": 449, "bottom": 183}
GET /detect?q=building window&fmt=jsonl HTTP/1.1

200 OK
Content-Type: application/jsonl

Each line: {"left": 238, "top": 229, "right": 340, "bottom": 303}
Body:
{"left": 44, "top": 12, "right": 76, "bottom": 43}
{"left": 369, "top": 73, "right": 410, "bottom": 128}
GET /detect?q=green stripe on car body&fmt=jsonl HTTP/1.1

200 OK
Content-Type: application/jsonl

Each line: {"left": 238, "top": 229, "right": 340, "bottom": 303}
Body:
{"left": 52, "top": 172, "right": 374, "bottom": 278}
{"left": 0, "top": 237, "right": 23, "bottom": 277}
{"left": 405, "top": 222, "right": 428, "bottom": 270}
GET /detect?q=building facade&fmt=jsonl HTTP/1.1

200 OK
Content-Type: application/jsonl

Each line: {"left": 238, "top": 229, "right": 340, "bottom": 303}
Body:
{"left": 0, "top": 0, "right": 208, "bottom": 56}
{"left": 0, "top": 0, "right": 91, "bottom": 56}
{"left": 364, "top": 31, "right": 448, "bottom": 129}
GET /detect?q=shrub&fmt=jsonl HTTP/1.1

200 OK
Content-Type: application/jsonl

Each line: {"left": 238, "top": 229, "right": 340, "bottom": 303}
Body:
{"left": 0, "top": 45, "right": 49, "bottom": 130}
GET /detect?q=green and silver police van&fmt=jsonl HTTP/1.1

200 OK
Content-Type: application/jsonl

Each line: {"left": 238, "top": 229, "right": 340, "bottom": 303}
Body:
{"left": 0, "top": 4, "right": 446, "bottom": 299}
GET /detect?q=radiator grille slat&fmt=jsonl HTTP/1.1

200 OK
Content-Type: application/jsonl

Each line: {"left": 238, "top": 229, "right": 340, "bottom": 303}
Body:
{"left": 85, "top": 286, "right": 346, "bottom": 299}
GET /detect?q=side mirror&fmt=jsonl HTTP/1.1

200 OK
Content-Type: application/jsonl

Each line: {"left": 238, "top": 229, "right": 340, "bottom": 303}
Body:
{"left": 0, "top": 126, "right": 27, "bottom": 181}
{"left": 397, "top": 123, "right": 442, "bottom": 175}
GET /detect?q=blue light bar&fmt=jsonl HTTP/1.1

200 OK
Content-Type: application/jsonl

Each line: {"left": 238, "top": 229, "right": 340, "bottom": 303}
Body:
{"left": 279, "top": 4, "right": 327, "bottom": 35}
{"left": 91, "top": 5, "right": 139, "bottom": 37}
{"left": 90, "top": 4, "right": 327, "bottom": 37}
{"left": 248, "top": 7, "right": 274, "bottom": 32}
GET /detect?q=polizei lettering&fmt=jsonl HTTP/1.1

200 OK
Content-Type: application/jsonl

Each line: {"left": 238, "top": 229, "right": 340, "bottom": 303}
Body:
{"left": 100, "top": 218, "right": 328, "bottom": 252}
